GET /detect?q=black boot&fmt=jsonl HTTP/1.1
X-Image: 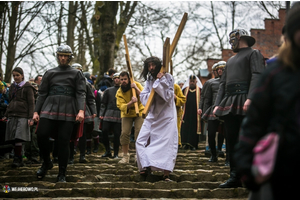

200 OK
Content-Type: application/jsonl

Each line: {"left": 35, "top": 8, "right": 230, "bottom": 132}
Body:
{"left": 219, "top": 170, "right": 242, "bottom": 188}
{"left": 68, "top": 158, "right": 74, "bottom": 164}
{"left": 37, "top": 160, "right": 53, "bottom": 179}
{"left": 79, "top": 155, "right": 87, "bottom": 163}
{"left": 53, "top": 157, "right": 59, "bottom": 163}
{"left": 101, "top": 151, "right": 112, "bottom": 158}
{"left": 217, "top": 150, "right": 225, "bottom": 158}
{"left": 93, "top": 142, "right": 99, "bottom": 153}
{"left": 102, "top": 142, "right": 112, "bottom": 157}
{"left": 11, "top": 156, "right": 24, "bottom": 168}
{"left": 208, "top": 155, "right": 218, "bottom": 162}
{"left": 111, "top": 150, "right": 119, "bottom": 158}
{"left": 68, "top": 142, "right": 74, "bottom": 164}
{"left": 209, "top": 146, "right": 218, "bottom": 162}
{"left": 57, "top": 166, "right": 66, "bottom": 182}
{"left": 86, "top": 147, "right": 91, "bottom": 155}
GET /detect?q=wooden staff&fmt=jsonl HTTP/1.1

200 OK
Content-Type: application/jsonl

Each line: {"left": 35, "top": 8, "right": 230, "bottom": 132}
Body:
{"left": 142, "top": 12, "right": 188, "bottom": 118}
{"left": 123, "top": 35, "right": 139, "bottom": 116}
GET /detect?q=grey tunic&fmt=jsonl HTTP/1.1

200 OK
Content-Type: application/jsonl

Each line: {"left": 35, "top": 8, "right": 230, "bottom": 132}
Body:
{"left": 34, "top": 65, "right": 86, "bottom": 121}
{"left": 100, "top": 86, "right": 121, "bottom": 123}
{"left": 84, "top": 80, "right": 97, "bottom": 123}
{"left": 214, "top": 47, "right": 266, "bottom": 116}
{"left": 202, "top": 78, "right": 220, "bottom": 121}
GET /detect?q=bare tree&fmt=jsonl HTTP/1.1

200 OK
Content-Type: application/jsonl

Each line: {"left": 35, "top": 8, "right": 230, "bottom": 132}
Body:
{"left": 91, "top": 1, "right": 138, "bottom": 84}
{"left": 67, "top": 2, "right": 78, "bottom": 52}
{"left": 3, "top": 2, "right": 48, "bottom": 82}
{"left": 0, "top": 2, "right": 8, "bottom": 80}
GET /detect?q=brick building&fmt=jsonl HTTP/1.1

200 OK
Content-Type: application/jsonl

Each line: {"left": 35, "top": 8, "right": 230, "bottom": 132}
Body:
{"left": 200, "top": 8, "right": 287, "bottom": 85}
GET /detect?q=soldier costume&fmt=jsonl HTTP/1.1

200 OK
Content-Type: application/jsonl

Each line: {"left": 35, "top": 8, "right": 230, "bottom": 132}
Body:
{"left": 34, "top": 45, "right": 86, "bottom": 182}
{"left": 214, "top": 29, "right": 265, "bottom": 188}
{"left": 69, "top": 63, "right": 96, "bottom": 164}
{"left": 100, "top": 73, "right": 121, "bottom": 158}
{"left": 201, "top": 61, "right": 226, "bottom": 162}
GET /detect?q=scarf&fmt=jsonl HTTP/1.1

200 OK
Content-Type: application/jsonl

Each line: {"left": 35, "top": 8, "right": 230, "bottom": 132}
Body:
{"left": 11, "top": 81, "right": 26, "bottom": 99}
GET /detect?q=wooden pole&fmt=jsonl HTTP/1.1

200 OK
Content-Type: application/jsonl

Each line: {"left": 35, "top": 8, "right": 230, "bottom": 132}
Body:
{"left": 123, "top": 35, "right": 139, "bottom": 116}
{"left": 142, "top": 38, "right": 170, "bottom": 118}
{"left": 142, "top": 13, "right": 188, "bottom": 118}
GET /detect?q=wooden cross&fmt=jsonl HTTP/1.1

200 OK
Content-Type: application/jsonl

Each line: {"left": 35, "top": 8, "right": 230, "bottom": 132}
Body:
{"left": 142, "top": 13, "right": 188, "bottom": 118}
{"left": 123, "top": 35, "right": 140, "bottom": 116}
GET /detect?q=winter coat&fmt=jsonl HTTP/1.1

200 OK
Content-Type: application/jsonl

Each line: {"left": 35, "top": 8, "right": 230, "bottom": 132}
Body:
{"left": 234, "top": 60, "right": 300, "bottom": 199}
{"left": 5, "top": 82, "right": 36, "bottom": 119}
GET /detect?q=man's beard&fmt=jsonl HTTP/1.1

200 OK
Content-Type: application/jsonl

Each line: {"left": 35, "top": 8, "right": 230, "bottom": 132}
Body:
{"left": 149, "top": 66, "right": 161, "bottom": 79}
{"left": 59, "top": 63, "right": 69, "bottom": 68}
{"left": 189, "top": 85, "right": 196, "bottom": 90}
{"left": 121, "top": 82, "right": 131, "bottom": 93}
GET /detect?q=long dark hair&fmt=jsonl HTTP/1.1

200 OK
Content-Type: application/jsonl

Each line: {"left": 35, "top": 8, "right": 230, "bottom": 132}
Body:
{"left": 140, "top": 56, "right": 162, "bottom": 81}
{"left": 278, "top": 2, "right": 300, "bottom": 70}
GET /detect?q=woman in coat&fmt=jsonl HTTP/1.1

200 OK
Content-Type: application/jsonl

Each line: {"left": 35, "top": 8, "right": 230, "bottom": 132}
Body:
{"left": 4, "top": 67, "right": 35, "bottom": 167}
{"left": 235, "top": 2, "right": 300, "bottom": 199}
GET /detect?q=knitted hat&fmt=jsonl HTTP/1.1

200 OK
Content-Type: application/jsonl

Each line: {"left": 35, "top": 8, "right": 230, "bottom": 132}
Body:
{"left": 12, "top": 67, "right": 24, "bottom": 75}
{"left": 286, "top": 2, "right": 300, "bottom": 44}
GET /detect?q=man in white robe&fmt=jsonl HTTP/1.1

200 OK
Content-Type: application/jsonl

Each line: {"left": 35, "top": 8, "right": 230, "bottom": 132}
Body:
{"left": 136, "top": 56, "right": 178, "bottom": 181}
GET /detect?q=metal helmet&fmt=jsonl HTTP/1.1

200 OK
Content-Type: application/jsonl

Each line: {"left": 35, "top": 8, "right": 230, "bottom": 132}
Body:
{"left": 212, "top": 63, "right": 219, "bottom": 71}
{"left": 56, "top": 44, "right": 73, "bottom": 63}
{"left": 216, "top": 61, "right": 226, "bottom": 70}
{"left": 71, "top": 63, "right": 83, "bottom": 71}
{"left": 112, "top": 72, "right": 120, "bottom": 79}
{"left": 229, "top": 29, "right": 255, "bottom": 52}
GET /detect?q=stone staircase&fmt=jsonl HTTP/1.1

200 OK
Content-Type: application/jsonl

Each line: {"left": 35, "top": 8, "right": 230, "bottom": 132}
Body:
{"left": 0, "top": 142, "right": 249, "bottom": 199}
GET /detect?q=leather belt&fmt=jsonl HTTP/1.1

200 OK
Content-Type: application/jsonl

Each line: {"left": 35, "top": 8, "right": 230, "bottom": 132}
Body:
{"left": 226, "top": 82, "right": 249, "bottom": 96}
{"left": 48, "top": 86, "right": 75, "bottom": 97}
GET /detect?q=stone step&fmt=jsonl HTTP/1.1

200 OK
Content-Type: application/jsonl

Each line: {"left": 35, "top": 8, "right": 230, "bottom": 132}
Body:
{"left": 0, "top": 181, "right": 231, "bottom": 190}
{"left": 0, "top": 141, "right": 245, "bottom": 199}
{"left": 0, "top": 172, "right": 230, "bottom": 183}
{"left": 0, "top": 187, "right": 249, "bottom": 199}
{"left": 0, "top": 167, "right": 229, "bottom": 176}
{"left": 0, "top": 198, "right": 247, "bottom": 200}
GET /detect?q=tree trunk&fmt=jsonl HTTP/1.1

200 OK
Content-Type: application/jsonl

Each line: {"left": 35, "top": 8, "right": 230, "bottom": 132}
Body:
{"left": 231, "top": 1, "right": 236, "bottom": 30}
{"left": 67, "top": 1, "right": 78, "bottom": 52}
{"left": 5, "top": 2, "right": 20, "bottom": 83}
{"left": 96, "top": 1, "right": 119, "bottom": 80}
{"left": 91, "top": 2, "right": 104, "bottom": 76}
{"left": 57, "top": 2, "right": 64, "bottom": 46}
{"left": 80, "top": 1, "right": 97, "bottom": 72}
{"left": 77, "top": 23, "right": 87, "bottom": 70}
{"left": 0, "top": 2, "right": 7, "bottom": 80}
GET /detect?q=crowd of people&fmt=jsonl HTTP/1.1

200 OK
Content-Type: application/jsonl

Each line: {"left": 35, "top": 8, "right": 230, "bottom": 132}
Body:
{"left": 0, "top": 3, "right": 300, "bottom": 199}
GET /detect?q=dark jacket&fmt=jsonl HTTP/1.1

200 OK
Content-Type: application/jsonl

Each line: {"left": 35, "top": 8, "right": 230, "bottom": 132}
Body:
{"left": 34, "top": 65, "right": 86, "bottom": 122}
{"left": 5, "top": 82, "right": 36, "bottom": 119}
{"left": 214, "top": 47, "right": 265, "bottom": 116}
{"left": 100, "top": 86, "right": 121, "bottom": 123}
{"left": 84, "top": 80, "right": 97, "bottom": 123}
{"left": 234, "top": 61, "right": 300, "bottom": 199}
{"left": 199, "top": 78, "right": 214, "bottom": 114}
{"left": 98, "top": 77, "right": 113, "bottom": 91}
{"left": 202, "top": 78, "right": 220, "bottom": 121}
